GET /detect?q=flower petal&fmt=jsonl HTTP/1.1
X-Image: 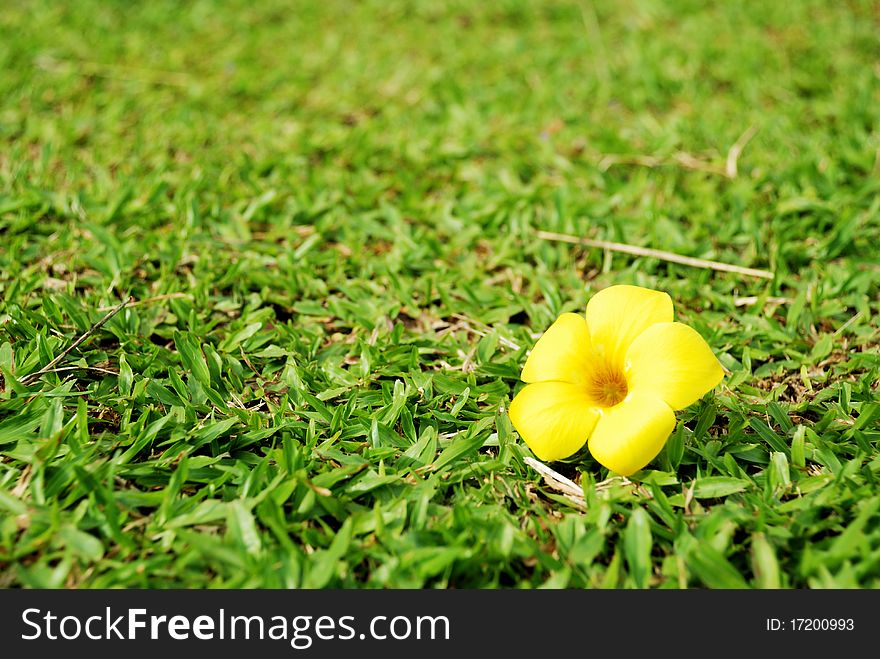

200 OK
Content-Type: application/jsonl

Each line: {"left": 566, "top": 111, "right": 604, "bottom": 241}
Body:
{"left": 585, "top": 285, "right": 673, "bottom": 367}
{"left": 508, "top": 381, "right": 600, "bottom": 462}
{"left": 625, "top": 322, "right": 724, "bottom": 410}
{"left": 588, "top": 390, "right": 675, "bottom": 476}
{"left": 521, "top": 312, "right": 591, "bottom": 385}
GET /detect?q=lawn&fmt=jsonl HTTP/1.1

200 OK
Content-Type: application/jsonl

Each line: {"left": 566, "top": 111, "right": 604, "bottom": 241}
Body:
{"left": 1, "top": 0, "right": 879, "bottom": 589}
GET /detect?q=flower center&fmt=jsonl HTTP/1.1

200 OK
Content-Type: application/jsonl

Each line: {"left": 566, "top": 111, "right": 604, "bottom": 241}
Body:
{"left": 586, "top": 364, "right": 629, "bottom": 407}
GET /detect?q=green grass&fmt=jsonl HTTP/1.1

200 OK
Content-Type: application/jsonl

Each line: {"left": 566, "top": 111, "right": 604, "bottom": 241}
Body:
{"left": 1, "top": 0, "right": 879, "bottom": 588}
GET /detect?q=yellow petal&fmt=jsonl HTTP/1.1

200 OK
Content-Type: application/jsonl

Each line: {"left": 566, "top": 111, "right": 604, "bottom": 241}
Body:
{"left": 508, "top": 382, "right": 600, "bottom": 462}
{"left": 588, "top": 390, "right": 675, "bottom": 476}
{"left": 585, "top": 285, "right": 673, "bottom": 368}
{"left": 625, "top": 322, "right": 724, "bottom": 410}
{"left": 521, "top": 312, "right": 591, "bottom": 385}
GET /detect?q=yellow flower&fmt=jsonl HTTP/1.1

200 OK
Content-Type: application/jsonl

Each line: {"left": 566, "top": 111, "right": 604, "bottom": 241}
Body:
{"left": 508, "top": 284, "right": 724, "bottom": 476}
